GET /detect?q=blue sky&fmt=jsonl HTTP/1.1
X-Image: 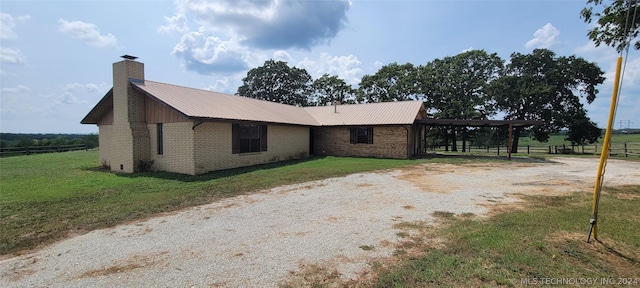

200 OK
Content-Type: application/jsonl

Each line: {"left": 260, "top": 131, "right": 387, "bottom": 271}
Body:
{"left": 1, "top": 0, "right": 638, "bottom": 134}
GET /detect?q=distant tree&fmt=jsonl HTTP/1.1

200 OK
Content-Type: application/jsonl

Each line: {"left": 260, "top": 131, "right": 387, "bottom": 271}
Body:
{"left": 581, "top": 0, "right": 640, "bottom": 52}
{"left": 84, "top": 133, "right": 99, "bottom": 149}
{"left": 489, "top": 49, "right": 605, "bottom": 152}
{"left": 357, "top": 62, "right": 422, "bottom": 103}
{"left": 566, "top": 115, "right": 602, "bottom": 145}
{"left": 237, "top": 60, "right": 313, "bottom": 106}
{"left": 420, "top": 50, "right": 504, "bottom": 151}
{"left": 14, "top": 137, "right": 32, "bottom": 147}
{"left": 311, "top": 74, "right": 356, "bottom": 106}
{"left": 53, "top": 136, "right": 69, "bottom": 146}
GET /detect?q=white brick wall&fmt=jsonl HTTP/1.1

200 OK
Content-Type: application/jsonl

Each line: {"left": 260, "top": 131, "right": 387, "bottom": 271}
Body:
{"left": 193, "top": 122, "right": 310, "bottom": 174}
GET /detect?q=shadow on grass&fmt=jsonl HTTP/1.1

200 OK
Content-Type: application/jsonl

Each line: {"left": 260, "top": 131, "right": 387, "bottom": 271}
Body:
{"left": 596, "top": 239, "right": 640, "bottom": 265}
{"left": 83, "top": 156, "right": 324, "bottom": 182}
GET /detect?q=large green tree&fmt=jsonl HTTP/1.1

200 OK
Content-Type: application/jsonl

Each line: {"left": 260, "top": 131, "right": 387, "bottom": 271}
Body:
{"left": 581, "top": 0, "right": 640, "bottom": 52}
{"left": 420, "top": 50, "right": 504, "bottom": 151}
{"left": 357, "top": 62, "right": 422, "bottom": 103}
{"left": 311, "top": 74, "right": 356, "bottom": 106}
{"left": 489, "top": 49, "right": 605, "bottom": 152}
{"left": 566, "top": 115, "right": 602, "bottom": 145}
{"left": 237, "top": 60, "right": 313, "bottom": 106}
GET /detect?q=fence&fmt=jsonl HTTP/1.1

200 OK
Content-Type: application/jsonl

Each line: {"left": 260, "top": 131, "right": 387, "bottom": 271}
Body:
{"left": 0, "top": 144, "right": 87, "bottom": 157}
{"left": 428, "top": 142, "right": 640, "bottom": 157}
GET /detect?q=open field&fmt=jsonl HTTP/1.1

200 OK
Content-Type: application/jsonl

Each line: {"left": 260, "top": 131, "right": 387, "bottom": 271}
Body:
{"left": 1, "top": 152, "right": 639, "bottom": 286}
{"left": 0, "top": 150, "right": 417, "bottom": 255}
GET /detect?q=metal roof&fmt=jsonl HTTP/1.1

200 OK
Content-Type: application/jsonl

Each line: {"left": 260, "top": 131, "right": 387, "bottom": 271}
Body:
{"left": 81, "top": 80, "right": 426, "bottom": 127}
{"left": 132, "top": 80, "right": 321, "bottom": 126}
{"left": 303, "top": 101, "right": 425, "bottom": 126}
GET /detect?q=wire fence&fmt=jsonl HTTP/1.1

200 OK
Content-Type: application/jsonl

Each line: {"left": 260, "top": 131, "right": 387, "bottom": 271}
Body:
{"left": 428, "top": 142, "right": 640, "bottom": 157}
{"left": 0, "top": 144, "right": 88, "bottom": 157}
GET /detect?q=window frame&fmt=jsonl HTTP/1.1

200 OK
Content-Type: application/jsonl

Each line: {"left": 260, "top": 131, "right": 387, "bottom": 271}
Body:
{"left": 157, "top": 123, "right": 163, "bottom": 155}
{"left": 232, "top": 123, "right": 268, "bottom": 154}
{"left": 350, "top": 126, "right": 374, "bottom": 144}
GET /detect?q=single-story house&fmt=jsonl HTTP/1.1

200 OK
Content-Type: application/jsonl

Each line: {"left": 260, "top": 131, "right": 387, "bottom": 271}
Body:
{"left": 81, "top": 57, "right": 428, "bottom": 175}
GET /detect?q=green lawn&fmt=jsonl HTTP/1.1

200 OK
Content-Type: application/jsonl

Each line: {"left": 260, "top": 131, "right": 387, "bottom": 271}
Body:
{"left": 0, "top": 150, "right": 418, "bottom": 255}
{"left": 370, "top": 185, "right": 640, "bottom": 287}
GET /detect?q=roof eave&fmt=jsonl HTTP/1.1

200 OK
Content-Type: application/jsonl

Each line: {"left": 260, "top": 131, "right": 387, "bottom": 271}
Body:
{"left": 80, "top": 88, "right": 113, "bottom": 124}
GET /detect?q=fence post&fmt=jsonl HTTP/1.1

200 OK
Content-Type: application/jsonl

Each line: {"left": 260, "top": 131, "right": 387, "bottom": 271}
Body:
{"left": 497, "top": 144, "right": 500, "bottom": 155}
{"left": 25, "top": 146, "right": 30, "bottom": 155}
{"left": 594, "top": 144, "right": 597, "bottom": 155}
{"left": 582, "top": 144, "right": 585, "bottom": 154}
{"left": 625, "top": 142, "right": 627, "bottom": 157}
{"left": 527, "top": 145, "right": 530, "bottom": 154}
{"left": 548, "top": 146, "right": 552, "bottom": 154}
{"left": 486, "top": 145, "right": 489, "bottom": 153}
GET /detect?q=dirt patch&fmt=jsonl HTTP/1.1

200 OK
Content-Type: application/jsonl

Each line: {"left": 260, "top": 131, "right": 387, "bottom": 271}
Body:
{"left": 545, "top": 232, "right": 640, "bottom": 277}
{"left": 394, "top": 164, "right": 458, "bottom": 193}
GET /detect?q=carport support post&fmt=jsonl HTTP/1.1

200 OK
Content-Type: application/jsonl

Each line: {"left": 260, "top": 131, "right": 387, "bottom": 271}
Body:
{"left": 507, "top": 123, "right": 513, "bottom": 160}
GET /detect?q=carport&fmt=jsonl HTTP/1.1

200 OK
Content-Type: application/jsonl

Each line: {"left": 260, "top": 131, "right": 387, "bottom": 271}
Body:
{"left": 415, "top": 119, "right": 544, "bottom": 160}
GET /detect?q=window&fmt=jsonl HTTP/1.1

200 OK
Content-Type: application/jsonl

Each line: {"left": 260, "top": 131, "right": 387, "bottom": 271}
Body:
{"left": 350, "top": 127, "right": 373, "bottom": 144}
{"left": 157, "top": 123, "right": 163, "bottom": 155}
{"left": 232, "top": 123, "right": 267, "bottom": 153}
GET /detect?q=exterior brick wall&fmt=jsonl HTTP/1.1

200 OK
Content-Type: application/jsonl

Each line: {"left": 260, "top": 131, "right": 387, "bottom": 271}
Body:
{"left": 110, "top": 60, "right": 150, "bottom": 173}
{"left": 148, "top": 122, "right": 195, "bottom": 175}
{"left": 312, "top": 126, "right": 409, "bottom": 159}
{"left": 193, "top": 122, "right": 309, "bottom": 174}
{"left": 97, "top": 124, "right": 113, "bottom": 168}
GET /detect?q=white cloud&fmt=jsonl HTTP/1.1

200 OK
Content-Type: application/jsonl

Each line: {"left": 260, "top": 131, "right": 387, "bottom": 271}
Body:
{"left": 461, "top": 46, "right": 474, "bottom": 53}
{"left": 296, "top": 52, "right": 364, "bottom": 85}
{"left": 0, "top": 47, "right": 26, "bottom": 64}
{"left": 63, "top": 82, "right": 103, "bottom": 92}
{"left": 172, "top": 26, "right": 258, "bottom": 74}
{"left": 1, "top": 13, "right": 30, "bottom": 40}
{"left": 272, "top": 50, "right": 292, "bottom": 62}
{"left": 525, "top": 23, "right": 560, "bottom": 50}
{"left": 58, "top": 19, "right": 118, "bottom": 48}
{"left": 158, "top": 13, "right": 190, "bottom": 34}
{"left": 1, "top": 85, "right": 30, "bottom": 93}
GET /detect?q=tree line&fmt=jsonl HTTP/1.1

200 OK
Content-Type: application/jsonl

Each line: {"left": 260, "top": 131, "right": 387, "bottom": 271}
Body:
{"left": 0, "top": 133, "right": 99, "bottom": 149}
{"left": 237, "top": 0, "right": 639, "bottom": 153}
{"left": 237, "top": 49, "right": 604, "bottom": 152}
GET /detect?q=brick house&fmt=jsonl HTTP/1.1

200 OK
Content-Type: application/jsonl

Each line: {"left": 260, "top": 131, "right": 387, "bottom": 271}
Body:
{"left": 81, "top": 57, "right": 427, "bottom": 175}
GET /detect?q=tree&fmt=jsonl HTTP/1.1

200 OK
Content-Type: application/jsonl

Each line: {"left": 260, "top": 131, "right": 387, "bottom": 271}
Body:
{"left": 489, "top": 49, "right": 605, "bottom": 152}
{"left": 566, "top": 115, "right": 602, "bottom": 145}
{"left": 581, "top": 0, "right": 640, "bottom": 52}
{"left": 311, "top": 74, "right": 356, "bottom": 106}
{"left": 357, "top": 62, "right": 422, "bottom": 103}
{"left": 237, "top": 60, "right": 313, "bottom": 106}
{"left": 420, "top": 50, "right": 504, "bottom": 151}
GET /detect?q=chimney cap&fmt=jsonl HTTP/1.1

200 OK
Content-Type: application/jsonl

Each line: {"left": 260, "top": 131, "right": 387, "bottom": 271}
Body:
{"left": 121, "top": 55, "right": 138, "bottom": 60}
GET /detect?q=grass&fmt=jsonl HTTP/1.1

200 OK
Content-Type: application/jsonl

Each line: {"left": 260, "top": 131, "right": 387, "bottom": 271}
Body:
{"left": 368, "top": 185, "right": 640, "bottom": 287}
{"left": 0, "top": 150, "right": 418, "bottom": 255}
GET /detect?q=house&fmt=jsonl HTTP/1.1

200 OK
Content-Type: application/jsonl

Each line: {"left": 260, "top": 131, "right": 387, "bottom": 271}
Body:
{"left": 81, "top": 57, "right": 428, "bottom": 175}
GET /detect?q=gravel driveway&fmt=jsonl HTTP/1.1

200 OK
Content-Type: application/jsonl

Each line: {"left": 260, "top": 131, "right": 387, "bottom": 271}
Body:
{"left": 2, "top": 157, "right": 639, "bottom": 287}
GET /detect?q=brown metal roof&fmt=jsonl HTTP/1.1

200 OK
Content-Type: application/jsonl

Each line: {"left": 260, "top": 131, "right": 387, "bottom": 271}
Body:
{"left": 303, "top": 101, "right": 425, "bottom": 126}
{"left": 132, "top": 80, "right": 320, "bottom": 126}
{"left": 82, "top": 80, "right": 426, "bottom": 127}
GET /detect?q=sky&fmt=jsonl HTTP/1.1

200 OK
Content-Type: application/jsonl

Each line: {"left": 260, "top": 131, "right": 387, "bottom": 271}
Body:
{"left": 0, "top": 0, "right": 638, "bottom": 134}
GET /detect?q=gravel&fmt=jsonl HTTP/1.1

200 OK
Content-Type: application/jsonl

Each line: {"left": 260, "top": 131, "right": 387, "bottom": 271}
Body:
{"left": 2, "top": 157, "right": 639, "bottom": 287}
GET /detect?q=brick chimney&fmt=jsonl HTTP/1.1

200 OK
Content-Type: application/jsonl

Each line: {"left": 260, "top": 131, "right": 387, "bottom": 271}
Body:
{"left": 111, "top": 55, "right": 150, "bottom": 173}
